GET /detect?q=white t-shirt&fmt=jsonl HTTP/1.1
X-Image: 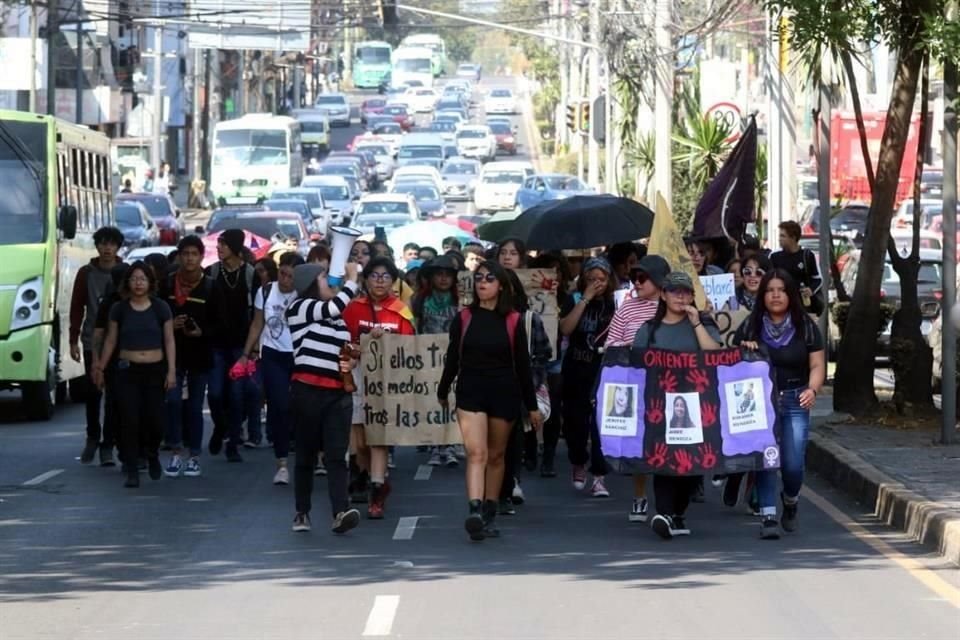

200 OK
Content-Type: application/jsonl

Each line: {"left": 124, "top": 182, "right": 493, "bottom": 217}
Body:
{"left": 256, "top": 283, "right": 298, "bottom": 353}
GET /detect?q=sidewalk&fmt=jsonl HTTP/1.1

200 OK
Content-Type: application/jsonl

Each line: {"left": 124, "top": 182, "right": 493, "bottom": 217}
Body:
{"left": 808, "top": 395, "right": 960, "bottom": 564}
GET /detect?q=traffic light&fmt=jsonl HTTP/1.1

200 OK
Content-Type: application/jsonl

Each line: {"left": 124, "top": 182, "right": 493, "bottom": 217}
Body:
{"left": 379, "top": 0, "right": 398, "bottom": 27}
{"left": 591, "top": 95, "right": 606, "bottom": 144}
{"left": 580, "top": 100, "right": 590, "bottom": 134}
{"left": 565, "top": 102, "right": 579, "bottom": 132}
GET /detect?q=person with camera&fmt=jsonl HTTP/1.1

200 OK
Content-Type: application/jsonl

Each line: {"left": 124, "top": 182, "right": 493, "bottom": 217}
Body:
{"left": 159, "top": 236, "right": 217, "bottom": 479}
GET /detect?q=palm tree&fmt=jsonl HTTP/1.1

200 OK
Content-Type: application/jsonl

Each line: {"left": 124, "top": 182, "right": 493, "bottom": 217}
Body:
{"left": 671, "top": 114, "right": 733, "bottom": 194}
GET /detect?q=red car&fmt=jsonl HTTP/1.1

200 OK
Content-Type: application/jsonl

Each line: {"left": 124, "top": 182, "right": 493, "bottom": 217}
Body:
{"left": 116, "top": 192, "right": 184, "bottom": 245}
{"left": 383, "top": 104, "right": 415, "bottom": 131}
{"left": 360, "top": 98, "right": 387, "bottom": 124}
{"left": 489, "top": 121, "right": 517, "bottom": 155}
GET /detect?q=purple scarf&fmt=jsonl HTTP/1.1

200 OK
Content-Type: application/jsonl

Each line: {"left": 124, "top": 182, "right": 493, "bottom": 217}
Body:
{"left": 762, "top": 313, "right": 796, "bottom": 348}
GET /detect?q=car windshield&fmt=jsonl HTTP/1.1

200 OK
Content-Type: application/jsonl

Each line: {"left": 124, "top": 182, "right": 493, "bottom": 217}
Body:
{"left": 545, "top": 176, "right": 583, "bottom": 190}
{"left": 490, "top": 89, "right": 512, "bottom": 97}
{"left": 271, "top": 191, "right": 322, "bottom": 209}
{"left": 265, "top": 201, "right": 307, "bottom": 215}
{"left": 354, "top": 213, "right": 413, "bottom": 229}
{"left": 315, "top": 96, "right": 347, "bottom": 106}
{"left": 115, "top": 205, "right": 142, "bottom": 227}
{"left": 393, "top": 185, "right": 439, "bottom": 200}
{"left": 482, "top": 171, "right": 524, "bottom": 185}
{"left": 123, "top": 195, "right": 173, "bottom": 218}
{"left": 373, "top": 124, "right": 402, "bottom": 134}
{"left": 317, "top": 185, "right": 350, "bottom": 201}
{"left": 357, "top": 145, "right": 390, "bottom": 156}
{"left": 395, "top": 58, "right": 432, "bottom": 72}
{"left": 210, "top": 217, "right": 304, "bottom": 240}
{"left": 384, "top": 106, "right": 408, "bottom": 115}
{"left": 318, "top": 164, "right": 355, "bottom": 176}
{"left": 399, "top": 146, "right": 442, "bottom": 159}
{"left": 356, "top": 46, "right": 391, "bottom": 63}
{"left": 489, "top": 123, "right": 511, "bottom": 135}
{"left": 800, "top": 180, "right": 818, "bottom": 200}
{"left": 883, "top": 262, "right": 941, "bottom": 285}
{"left": 364, "top": 99, "right": 387, "bottom": 108}
{"left": 360, "top": 201, "right": 411, "bottom": 214}
{"left": 0, "top": 120, "right": 47, "bottom": 245}
{"left": 831, "top": 208, "right": 869, "bottom": 229}
{"left": 443, "top": 163, "right": 478, "bottom": 175}
{"left": 428, "top": 122, "right": 455, "bottom": 132}
{"left": 458, "top": 130, "right": 487, "bottom": 139}
{"left": 299, "top": 121, "right": 327, "bottom": 133}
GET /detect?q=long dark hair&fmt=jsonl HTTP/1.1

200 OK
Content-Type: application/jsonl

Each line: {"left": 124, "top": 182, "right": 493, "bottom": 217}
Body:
{"left": 645, "top": 291, "right": 703, "bottom": 347}
{"left": 412, "top": 265, "right": 459, "bottom": 323}
{"left": 747, "top": 268, "right": 809, "bottom": 342}
{"left": 670, "top": 395, "right": 695, "bottom": 429}
{"left": 470, "top": 260, "right": 515, "bottom": 316}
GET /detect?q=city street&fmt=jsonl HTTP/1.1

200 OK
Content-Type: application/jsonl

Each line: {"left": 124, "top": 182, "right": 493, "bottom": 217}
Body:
{"left": 1, "top": 395, "right": 958, "bottom": 639}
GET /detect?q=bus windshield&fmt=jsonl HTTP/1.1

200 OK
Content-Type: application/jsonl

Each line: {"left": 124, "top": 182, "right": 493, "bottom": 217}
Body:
{"left": 0, "top": 120, "right": 47, "bottom": 245}
{"left": 395, "top": 58, "right": 432, "bottom": 73}
{"left": 299, "top": 121, "right": 327, "bottom": 134}
{"left": 357, "top": 46, "right": 391, "bottom": 63}
{"left": 214, "top": 129, "right": 289, "bottom": 166}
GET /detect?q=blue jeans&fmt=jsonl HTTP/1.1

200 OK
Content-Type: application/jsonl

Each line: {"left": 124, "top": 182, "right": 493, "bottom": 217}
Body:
{"left": 208, "top": 347, "right": 245, "bottom": 450}
{"left": 758, "top": 388, "right": 810, "bottom": 511}
{"left": 241, "top": 368, "right": 264, "bottom": 444}
{"left": 165, "top": 369, "right": 209, "bottom": 457}
{"left": 260, "top": 346, "right": 294, "bottom": 458}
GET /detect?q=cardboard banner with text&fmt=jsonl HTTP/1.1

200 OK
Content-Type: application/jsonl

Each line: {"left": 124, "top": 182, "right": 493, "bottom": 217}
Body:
{"left": 458, "top": 267, "right": 559, "bottom": 355}
{"left": 597, "top": 346, "right": 781, "bottom": 475}
{"left": 360, "top": 333, "right": 462, "bottom": 446}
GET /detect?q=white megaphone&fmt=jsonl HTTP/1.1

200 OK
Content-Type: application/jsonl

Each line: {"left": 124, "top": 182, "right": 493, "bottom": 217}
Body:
{"left": 328, "top": 226, "right": 362, "bottom": 287}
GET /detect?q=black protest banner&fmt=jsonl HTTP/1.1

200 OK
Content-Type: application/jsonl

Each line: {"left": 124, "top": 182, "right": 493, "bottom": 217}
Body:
{"left": 597, "top": 346, "right": 781, "bottom": 475}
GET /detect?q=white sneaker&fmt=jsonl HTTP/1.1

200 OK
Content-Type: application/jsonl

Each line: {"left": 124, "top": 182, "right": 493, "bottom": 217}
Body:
{"left": 453, "top": 444, "right": 466, "bottom": 460}
{"left": 511, "top": 481, "right": 525, "bottom": 504}
{"left": 629, "top": 498, "right": 649, "bottom": 522}
{"left": 163, "top": 455, "right": 184, "bottom": 478}
{"left": 427, "top": 448, "right": 443, "bottom": 466}
{"left": 590, "top": 476, "right": 610, "bottom": 498}
{"left": 273, "top": 466, "right": 290, "bottom": 485}
{"left": 184, "top": 457, "right": 201, "bottom": 477}
{"left": 443, "top": 446, "right": 459, "bottom": 468}
{"left": 314, "top": 459, "right": 327, "bottom": 476}
{"left": 387, "top": 453, "right": 396, "bottom": 469}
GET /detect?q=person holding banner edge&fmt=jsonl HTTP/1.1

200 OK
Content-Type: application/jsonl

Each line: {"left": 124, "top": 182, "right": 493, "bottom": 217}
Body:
{"left": 632, "top": 271, "right": 722, "bottom": 539}
{"left": 438, "top": 260, "right": 543, "bottom": 541}
{"left": 733, "top": 269, "right": 825, "bottom": 539}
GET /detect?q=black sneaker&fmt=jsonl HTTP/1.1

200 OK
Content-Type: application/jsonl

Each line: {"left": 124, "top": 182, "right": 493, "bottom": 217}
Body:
{"left": 147, "top": 457, "right": 162, "bottom": 481}
{"left": 123, "top": 471, "right": 140, "bottom": 488}
{"left": 465, "top": 500, "right": 485, "bottom": 541}
{"left": 225, "top": 448, "right": 243, "bottom": 463}
{"left": 498, "top": 498, "right": 516, "bottom": 516}
{"left": 651, "top": 514, "right": 673, "bottom": 540}
{"left": 722, "top": 473, "right": 744, "bottom": 507}
{"left": 99, "top": 445, "right": 115, "bottom": 467}
{"left": 137, "top": 457, "right": 148, "bottom": 472}
{"left": 80, "top": 439, "right": 98, "bottom": 464}
{"left": 781, "top": 493, "right": 799, "bottom": 532}
{"left": 481, "top": 500, "right": 500, "bottom": 538}
{"left": 540, "top": 462, "right": 557, "bottom": 478}
{"left": 292, "top": 512, "right": 311, "bottom": 532}
{"left": 208, "top": 425, "right": 225, "bottom": 456}
{"left": 349, "top": 473, "right": 369, "bottom": 503}
{"left": 331, "top": 509, "right": 360, "bottom": 534}
{"left": 671, "top": 515, "right": 691, "bottom": 536}
{"left": 760, "top": 517, "right": 781, "bottom": 540}
{"left": 690, "top": 479, "right": 705, "bottom": 503}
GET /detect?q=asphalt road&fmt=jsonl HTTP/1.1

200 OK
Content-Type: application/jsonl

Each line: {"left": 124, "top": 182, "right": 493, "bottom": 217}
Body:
{"left": 3, "top": 77, "right": 957, "bottom": 639}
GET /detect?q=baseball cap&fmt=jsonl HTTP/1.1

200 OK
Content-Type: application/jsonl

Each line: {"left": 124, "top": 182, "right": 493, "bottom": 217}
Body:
{"left": 662, "top": 271, "right": 695, "bottom": 292}
{"left": 631, "top": 255, "right": 671, "bottom": 288}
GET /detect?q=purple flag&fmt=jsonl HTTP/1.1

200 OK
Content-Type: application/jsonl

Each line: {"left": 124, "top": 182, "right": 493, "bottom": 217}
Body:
{"left": 693, "top": 116, "right": 758, "bottom": 244}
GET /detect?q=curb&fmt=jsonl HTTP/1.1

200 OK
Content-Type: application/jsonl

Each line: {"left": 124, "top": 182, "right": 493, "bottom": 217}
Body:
{"left": 807, "top": 430, "right": 960, "bottom": 565}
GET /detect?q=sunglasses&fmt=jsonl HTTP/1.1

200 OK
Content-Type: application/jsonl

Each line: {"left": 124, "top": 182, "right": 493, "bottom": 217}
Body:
{"left": 665, "top": 287, "right": 693, "bottom": 295}
{"left": 742, "top": 267, "right": 766, "bottom": 277}
{"left": 367, "top": 272, "right": 393, "bottom": 282}
{"left": 630, "top": 270, "right": 650, "bottom": 284}
{"left": 473, "top": 272, "right": 497, "bottom": 283}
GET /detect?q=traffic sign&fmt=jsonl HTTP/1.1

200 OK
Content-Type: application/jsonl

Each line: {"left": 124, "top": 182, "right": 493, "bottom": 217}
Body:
{"left": 705, "top": 101, "right": 744, "bottom": 143}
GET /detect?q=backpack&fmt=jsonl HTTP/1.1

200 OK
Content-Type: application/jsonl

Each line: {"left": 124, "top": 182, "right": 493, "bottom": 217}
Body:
{"left": 458, "top": 307, "right": 520, "bottom": 359}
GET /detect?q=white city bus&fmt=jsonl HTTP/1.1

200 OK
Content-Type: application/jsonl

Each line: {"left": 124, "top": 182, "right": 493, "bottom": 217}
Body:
{"left": 392, "top": 47, "right": 435, "bottom": 89}
{"left": 210, "top": 114, "right": 303, "bottom": 203}
{"left": 400, "top": 34, "right": 446, "bottom": 76}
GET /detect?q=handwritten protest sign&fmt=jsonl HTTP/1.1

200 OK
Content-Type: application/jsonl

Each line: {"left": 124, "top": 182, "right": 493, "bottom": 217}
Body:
{"left": 360, "top": 333, "right": 461, "bottom": 446}
{"left": 458, "top": 268, "right": 559, "bottom": 355}
{"left": 700, "top": 273, "right": 737, "bottom": 311}
{"left": 712, "top": 308, "right": 751, "bottom": 348}
{"left": 597, "top": 346, "right": 781, "bottom": 475}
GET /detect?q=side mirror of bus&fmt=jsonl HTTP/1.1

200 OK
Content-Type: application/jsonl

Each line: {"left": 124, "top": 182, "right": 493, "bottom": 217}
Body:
{"left": 59, "top": 205, "right": 78, "bottom": 239}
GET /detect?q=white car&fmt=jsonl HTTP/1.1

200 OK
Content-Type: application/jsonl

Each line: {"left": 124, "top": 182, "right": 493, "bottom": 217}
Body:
{"left": 405, "top": 87, "right": 440, "bottom": 113}
{"left": 301, "top": 175, "right": 355, "bottom": 226}
{"left": 473, "top": 161, "right": 535, "bottom": 213}
{"left": 484, "top": 88, "right": 518, "bottom": 115}
{"left": 389, "top": 165, "right": 444, "bottom": 194}
{"left": 456, "top": 125, "right": 497, "bottom": 162}
{"left": 354, "top": 141, "right": 397, "bottom": 180}
{"left": 354, "top": 193, "right": 421, "bottom": 226}
{"left": 434, "top": 110, "right": 467, "bottom": 129}
{"left": 313, "top": 93, "right": 351, "bottom": 126}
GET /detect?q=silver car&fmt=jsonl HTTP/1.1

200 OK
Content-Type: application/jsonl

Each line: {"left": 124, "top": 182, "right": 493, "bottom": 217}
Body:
{"left": 301, "top": 175, "right": 356, "bottom": 226}
{"left": 440, "top": 157, "right": 481, "bottom": 201}
{"left": 314, "top": 93, "right": 351, "bottom": 127}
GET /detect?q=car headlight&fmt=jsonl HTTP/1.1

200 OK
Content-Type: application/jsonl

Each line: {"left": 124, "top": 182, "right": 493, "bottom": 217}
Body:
{"left": 11, "top": 276, "right": 43, "bottom": 331}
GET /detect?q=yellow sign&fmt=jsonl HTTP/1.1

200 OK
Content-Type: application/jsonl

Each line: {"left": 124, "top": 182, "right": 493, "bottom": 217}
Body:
{"left": 648, "top": 192, "right": 707, "bottom": 308}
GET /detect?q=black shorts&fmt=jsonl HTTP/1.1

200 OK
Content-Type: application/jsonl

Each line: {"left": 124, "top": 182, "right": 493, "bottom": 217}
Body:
{"left": 455, "top": 372, "right": 522, "bottom": 422}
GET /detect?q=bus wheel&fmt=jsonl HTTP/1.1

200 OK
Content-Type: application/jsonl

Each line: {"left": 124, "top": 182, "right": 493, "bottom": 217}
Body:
{"left": 22, "top": 351, "right": 56, "bottom": 421}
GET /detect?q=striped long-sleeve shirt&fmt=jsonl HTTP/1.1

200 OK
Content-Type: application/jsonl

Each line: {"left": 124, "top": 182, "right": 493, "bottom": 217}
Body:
{"left": 604, "top": 294, "right": 659, "bottom": 347}
{"left": 286, "top": 281, "right": 360, "bottom": 389}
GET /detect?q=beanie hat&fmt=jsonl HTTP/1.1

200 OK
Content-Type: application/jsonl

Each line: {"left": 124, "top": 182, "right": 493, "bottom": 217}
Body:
{"left": 218, "top": 228, "right": 246, "bottom": 257}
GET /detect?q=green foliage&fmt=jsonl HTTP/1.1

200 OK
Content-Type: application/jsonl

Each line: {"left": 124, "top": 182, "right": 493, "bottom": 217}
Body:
{"left": 375, "top": 0, "right": 479, "bottom": 64}
{"left": 672, "top": 115, "right": 733, "bottom": 195}
{"left": 830, "top": 301, "right": 896, "bottom": 337}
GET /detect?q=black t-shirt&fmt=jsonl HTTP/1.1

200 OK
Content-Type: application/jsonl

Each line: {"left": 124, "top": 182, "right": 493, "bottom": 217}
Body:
{"left": 733, "top": 315, "right": 824, "bottom": 390}
{"left": 109, "top": 297, "right": 172, "bottom": 351}
{"left": 206, "top": 263, "right": 253, "bottom": 349}
{"left": 560, "top": 295, "right": 615, "bottom": 378}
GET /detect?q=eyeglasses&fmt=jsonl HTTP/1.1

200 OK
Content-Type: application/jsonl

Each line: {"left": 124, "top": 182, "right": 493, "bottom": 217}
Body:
{"left": 129, "top": 276, "right": 149, "bottom": 284}
{"left": 742, "top": 267, "right": 766, "bottom": 277}
{"left": 367, "top": 271, "right": 393, "bottom": 283}
{"left": 473, "top": 272, "right": 497, "bottom": 283}
{"left": 630, "top": 270, "right": 649, "bottom": 284}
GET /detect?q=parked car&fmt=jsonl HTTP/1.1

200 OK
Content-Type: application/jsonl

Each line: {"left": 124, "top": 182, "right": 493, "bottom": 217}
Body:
{"left": 115, "top": 201, "right": 159, "bottom": 250}
{"left": 513, "top": 173, "right": 594, "bottom": 212}
{"left": 799, "top": 202, "right": 870, "bottom": 246}
{"left": 440, "top": 157, "right": 481, "bottom": 201}
{"left": 116, "top": 192, "right": 184, "bottom": 245}
{"left": 456, "top": 125, "right": 497, "bottom": 162}
{"left": 484, "top": 88, "right": 518, "bottom": 114}
{"left": 314, "top": 93, "right": 351, "bottom": 126}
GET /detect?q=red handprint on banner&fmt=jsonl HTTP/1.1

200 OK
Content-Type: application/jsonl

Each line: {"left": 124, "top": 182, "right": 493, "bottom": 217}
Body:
{"left": 645, "top": 397, "right": 664, "bottom": 424}
{"left": 671, "top": 449, "right": 695, "bottom": 474}
{"left": 647, "top": 442, "right": 669, "bottom": 468}
{"left": 686, "top": 369, "right": 711, "bottom": 393}
{"left": 658, "top": 370, "right": 678, "bottom": 393}
{"left": 701, "top": 401, "right": 718, "bottom": 427}
{"left": 698, "top": 443, "right": 718, "bottom": 469}
{"left": 531, "top": 270, "right": 559, "bottom": 294}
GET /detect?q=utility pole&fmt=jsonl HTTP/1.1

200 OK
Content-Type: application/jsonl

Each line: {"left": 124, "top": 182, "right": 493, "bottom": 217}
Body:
{"left": 151, "top": 19, "right": 163, "bottom": 171}
{"left": 816, "top": 61, "right": 833, "bottom": 358}
{"left": 587, "top": 0, "right": 601, "bottom": 188}
{"left": 192, "top": 47, "right": 202, "bottom": 183}
{"left": 46, "top": 0, "right": 58, "bottom": 115}
{"left": 941, "top": 50, "right": 957, "bottom": 444}
{"left": 765, "top": 14, "right": 796, "bottom": 249}
{"left": 75, "top": 23, "right": 83, "bottom": 123}
{"left": 654, "top": 0, "right": 672, "bottom": 205}
{"left": 237, "top": 50, "right": 246, "bottom": 116}
{"left": 292, "top": 65, "right": 302, "bottom": 110}
{"left": 201, "top": 49, "right": 212, "bottom": 183}
{"left": 605, "top": 0, "right": 619, "bottom": 194}
{"left": 29, "top": 1, "right": 38, "bottom": 112}
{"left": 556, "top": 0, "right": 568, "bottom": 151}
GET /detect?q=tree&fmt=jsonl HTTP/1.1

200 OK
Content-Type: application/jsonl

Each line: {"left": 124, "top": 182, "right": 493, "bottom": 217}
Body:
{"left": 767, "top": 0, "right": 957, "bottom": 414}
{"left": 375, "top": 0, "right": 480, "bottom": 65}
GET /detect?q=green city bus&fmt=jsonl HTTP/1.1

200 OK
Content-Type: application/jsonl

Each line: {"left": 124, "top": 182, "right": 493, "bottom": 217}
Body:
{"left": 0, "top": 110, "right": 113, "bottom": 420}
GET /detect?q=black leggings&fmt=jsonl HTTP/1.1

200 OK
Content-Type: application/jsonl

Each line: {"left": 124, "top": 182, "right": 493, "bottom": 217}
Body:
{"left": 653, "top": 475, "right": 700, "bottom": 517}
{"left": 115, "top": 361, "right": 167, "bottom": 468}
{"left": 562, "top": 377, "right": 608, "bottom": 476}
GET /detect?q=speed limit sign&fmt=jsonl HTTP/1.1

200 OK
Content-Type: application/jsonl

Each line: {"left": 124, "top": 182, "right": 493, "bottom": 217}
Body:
{"left": 705, "top": 102, "right": 743, "bottom": 143}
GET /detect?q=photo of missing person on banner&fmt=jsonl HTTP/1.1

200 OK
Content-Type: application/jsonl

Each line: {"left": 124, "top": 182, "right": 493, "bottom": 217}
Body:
{"left": 665, "top": 392, "right": 704, "bottom": 445}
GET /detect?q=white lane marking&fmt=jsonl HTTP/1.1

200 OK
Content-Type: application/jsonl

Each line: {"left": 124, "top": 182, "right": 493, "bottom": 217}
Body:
{"left": 414, "top": 464, "right": 433, "bottom": 481}
{"left": 393, "top": 516, "right": 419, "bottom": 540}
{"left": 22, "top": 469, "right": 64, "bottom": 486}
{"left": 362, "top": 595, "right": 400, "bottom": 636}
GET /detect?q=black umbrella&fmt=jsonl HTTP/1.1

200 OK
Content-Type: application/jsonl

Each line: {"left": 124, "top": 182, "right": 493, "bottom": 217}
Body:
{"left": 508, "top": 195, "right": 654, "bottom": 250}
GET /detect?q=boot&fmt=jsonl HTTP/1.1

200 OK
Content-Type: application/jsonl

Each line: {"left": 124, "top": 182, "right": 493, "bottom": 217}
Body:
{"left": 349, "top": 470, "right": 370, "bottom": 504}
{"left": 123, "top": 470, "right": 140, "bottom": 488}
{"left": 465, "top": 499, "right": 485, "bottom": 541}
{"left": 481, "top": 500, "right": 500, "bottom": 538}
